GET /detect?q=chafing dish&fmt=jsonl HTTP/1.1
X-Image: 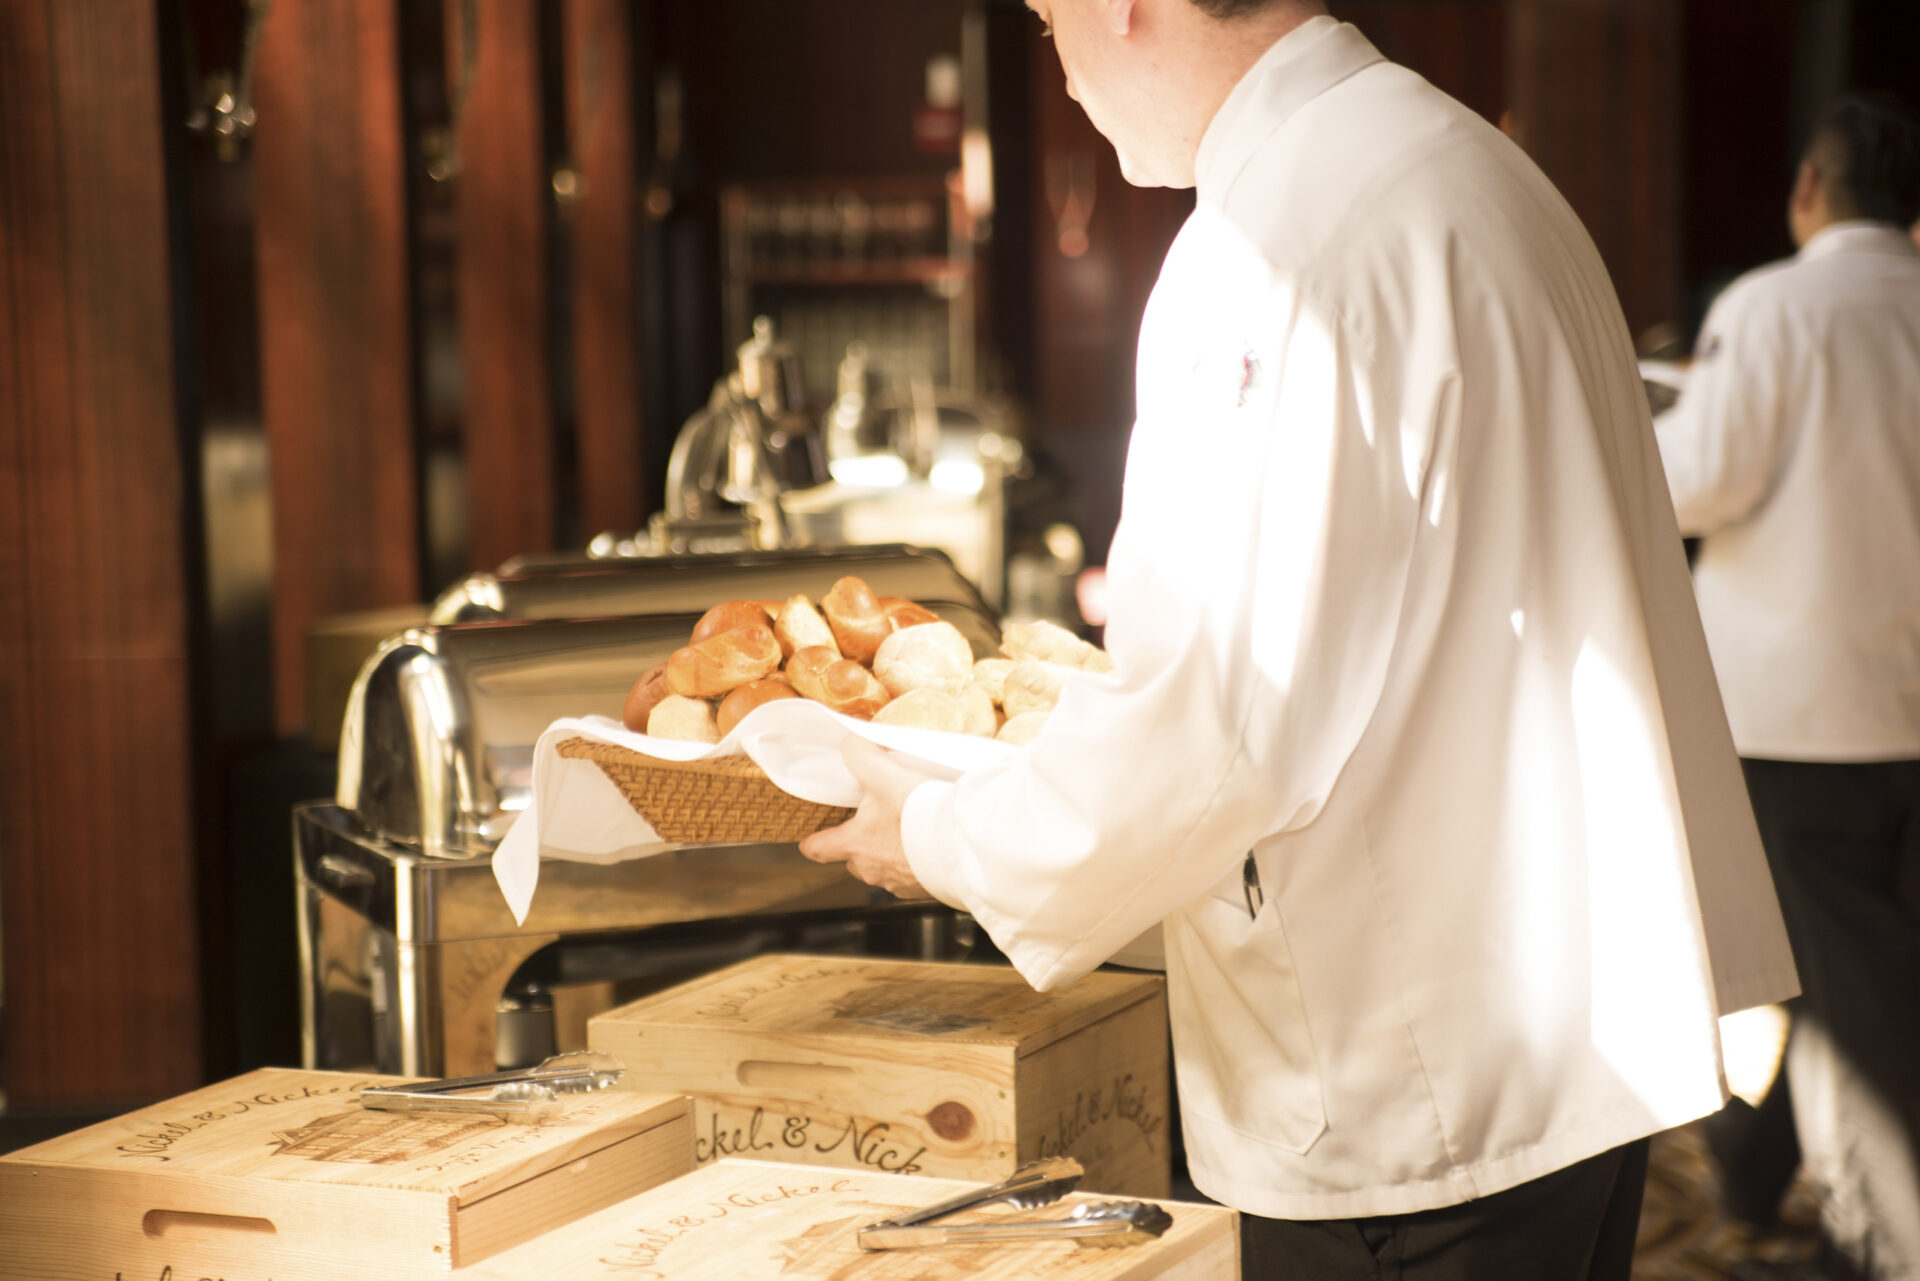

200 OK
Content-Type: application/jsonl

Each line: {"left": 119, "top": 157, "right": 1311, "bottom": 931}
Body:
{"left": 301, "top": 548, "right": 999, "bottom": 1080}
{"left": 433, "top": 543, "right": 995, "bottom": 633}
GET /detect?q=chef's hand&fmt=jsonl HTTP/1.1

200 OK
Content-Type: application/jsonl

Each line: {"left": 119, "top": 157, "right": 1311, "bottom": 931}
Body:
{"left": 799, "top": 736, "right": 934, "bottom": 900}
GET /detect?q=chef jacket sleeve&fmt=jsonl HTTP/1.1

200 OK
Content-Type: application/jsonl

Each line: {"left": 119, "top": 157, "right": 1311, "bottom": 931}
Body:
{"left": 903, "top": 290, "right": 1427, "bottom": 991}
{"left": 1653, "top": 281, "right": 1791, "bottom": 537}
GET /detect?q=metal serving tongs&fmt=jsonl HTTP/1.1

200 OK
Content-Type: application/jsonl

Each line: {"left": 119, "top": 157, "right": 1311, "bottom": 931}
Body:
{"left": 357, "top": 1051, "right": 626, "bottom": 1122}
{"left": 856, "top": 1156, "right": 1166, "bottom": 1251}
{"left": 859, "top": 1199, "right": 1176, "bottom": 1251}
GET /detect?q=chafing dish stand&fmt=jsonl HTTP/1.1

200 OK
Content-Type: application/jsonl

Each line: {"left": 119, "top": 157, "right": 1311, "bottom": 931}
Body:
{"left": 296, "top": 803, "right": 960, "bottom": 1078}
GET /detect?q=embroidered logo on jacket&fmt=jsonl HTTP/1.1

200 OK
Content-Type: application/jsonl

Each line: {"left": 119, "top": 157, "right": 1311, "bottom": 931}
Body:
{"left": 1237, "top": 349, "right": 1262, "bottom": 407}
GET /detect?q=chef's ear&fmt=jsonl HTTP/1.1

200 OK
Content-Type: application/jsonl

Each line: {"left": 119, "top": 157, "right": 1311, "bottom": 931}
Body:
{"left": 1103, "top": 0, "right": 1136, "bottom": 36}
{"left": 1791, "top": 159, "right": 1817, "bottom": 206}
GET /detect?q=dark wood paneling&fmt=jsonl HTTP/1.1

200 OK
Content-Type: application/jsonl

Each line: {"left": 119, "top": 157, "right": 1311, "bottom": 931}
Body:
{"left": 567, "top": 0, "right": 648, "bottom": 539}
{"left": 1679, "top": 0, "right": 1805, "bottom": 333}
{"left": 1509, "top": 0, "right": 1682, "bottom": 341}
{"left": 714, "top": 0, "right": 971, "bottom": 181}
{"left": 453, "top": 0, "right": 556, "bottom": 570}
{"left": 1331, "top": 1, "right": 1508, "bottom": 124}
{"left": 0, "top": 0, "right": 203, "bottom": 1104}
{"left": 252, "top": 0, "right": 420, "bottom": 736}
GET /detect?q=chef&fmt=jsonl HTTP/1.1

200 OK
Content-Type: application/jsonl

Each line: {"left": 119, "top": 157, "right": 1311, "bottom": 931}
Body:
{"left": 1653, "top": 92, "right": 1920, "bottom": 1280}
{"left": 802, "top": 1, "right": 1800, "bottom": 1276}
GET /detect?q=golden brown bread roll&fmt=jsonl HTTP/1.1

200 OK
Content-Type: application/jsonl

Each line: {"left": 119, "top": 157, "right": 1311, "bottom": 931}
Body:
{"left": 995, "top": 710, "right": 1049, "bottom": 746}
{"left": 786, "top": 645, "right": 891, "bottom": 719}
{"left": 773, "top": 595, "right": 839, "bottom": 660}
{"left": 716, "top": 677, "right": 799, "bottom": 736}
{"left": 647, "top": 694, "right": 720, "bottom": 743}
{"left": 957, "top": 681, "right": 999, "bottom": 737}
{"left": 691, "top": 599, "right": 775, "bottom": 645}
{"left": 1001, "top": 660, "right": 1069, "bottom": 720}
{"left": 871, "top": 687, "right": 968, "bottom": 733}
{"left": 880, "top": 597, "right": 941, "bottom": 630}
{"left": 1000, "top": 618, "right": 1114, "bottom": 672}
{"left": 820, "top": 576, "right": 891, "bottom": 665}
{"left": 667, "top": 624, "right": 782, "bottom": 698}
{"left": 621, "top": 663, "right": 672, "bottom": 733}
{"left": 873, "top": 620, "right": 974, "bottom": 697}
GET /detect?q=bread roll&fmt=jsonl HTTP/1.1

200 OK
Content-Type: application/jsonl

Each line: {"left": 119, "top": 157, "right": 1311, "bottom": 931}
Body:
{"left": 871, "top": 687, "right": 967, "bottom": 733}
{"left": 995, "top": 711, "right": 1049, "bottom": 746}
{"left": 667, "top": 624, "right": 782, "bottom": 698}
{"left": 873, "top": 620, "right": 974, "bottom": 697}
{"left": 970, "top": 658, "right": 1016, "bottom": 706}
{"left": 716, "top": 676, "right": 799, "bottom": 736}
{"left": 820, "top": 575, "right": 891, "bottom": 665}
{"left": 621, "top": 663, "right": 672, "bottom": 733}
{"left": 691, "top": 599, "right": 774, "bottom": 645}
{"left": 1001, "top": 618, "right": 1113, "bottom": 672}
{"left": 1001, "top": 660, "right": 1069, "bottom": 719}
{"left": 880, "top": 597, "right": 941, "bottom": 630}
{"left": 647, "top": 694, "right": 720, "bottom": 743}
{"left": 773, "top": 595, "right": 839, "bottom": 660}
{"left": 957, "top": 681, "right": 999, "bottom": 737}
{"left": 786, "top": 645, "right": 891, "bottom": 719}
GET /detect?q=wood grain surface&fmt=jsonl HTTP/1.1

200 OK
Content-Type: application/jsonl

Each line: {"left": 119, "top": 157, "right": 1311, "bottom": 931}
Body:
{"left": 0, "top": 0, "right": 203, "bottom": 1106}
{"left": 452, "top": 0, "right": 556, "bottom": 571}
{"left": 566, "top": 0, "right": 651, "bottom": 539}
{"left": 467, "top": 1157, "right": 1237, "bottom": 1280}
{"left": 252, "top": 0, "right": 421, "bottom": 736}
{"left": 591, "top": 956, "right": 1170, "bottom": 1194}
{"left": 0, "top": 1068, "right": 694, "bottom": 1280}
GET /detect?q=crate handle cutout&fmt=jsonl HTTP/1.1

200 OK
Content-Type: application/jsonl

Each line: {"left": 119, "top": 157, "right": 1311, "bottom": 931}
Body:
{"left": 143, "top": 1210, "right": 278, "bottom": 1241}
{"left": 737, "top": 1060, "right": 857, "bottom": 1090}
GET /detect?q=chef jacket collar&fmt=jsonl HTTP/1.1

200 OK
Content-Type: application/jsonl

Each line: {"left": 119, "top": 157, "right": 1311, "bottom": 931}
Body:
{"left": 1797, "top": 219, "right": 1920, "bottom": 262}
{"left": 1194, "top": 15, "right": 1386, "bottom": 204}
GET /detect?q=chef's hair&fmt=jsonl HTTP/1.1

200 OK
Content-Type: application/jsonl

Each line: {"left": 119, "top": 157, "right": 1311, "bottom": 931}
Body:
{"left": 1190, "top": 0, "right": 1314, "bottom": 17}
{"left": 1804, "top": 93, "right": 1920, "bottom": 227}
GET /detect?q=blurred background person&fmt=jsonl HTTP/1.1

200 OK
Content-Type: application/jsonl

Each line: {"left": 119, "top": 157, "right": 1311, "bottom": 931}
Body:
{"left": 1653, "top": 92, "right": 1920, "bottom": 1281}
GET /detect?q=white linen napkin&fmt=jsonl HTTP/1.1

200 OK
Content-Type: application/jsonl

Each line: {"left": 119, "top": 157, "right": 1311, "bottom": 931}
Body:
{"left": 491, "top": 697, "right": 1014, "bottom": 925}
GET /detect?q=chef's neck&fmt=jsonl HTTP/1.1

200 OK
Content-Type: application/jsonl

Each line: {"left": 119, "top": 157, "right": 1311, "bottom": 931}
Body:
{"left": 1156, "top": 0, "right": 1329, "bottom": 188}
{"left": 1788, "top": 156, "right": 1867, "bottom": 249}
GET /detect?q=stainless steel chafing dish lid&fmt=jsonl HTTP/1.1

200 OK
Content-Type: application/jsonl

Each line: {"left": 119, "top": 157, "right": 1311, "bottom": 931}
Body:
{"left": 440, "top": 544, "right": 992, "bottom": 627}
{"left": 339, "top": 581, "right": 1003, "bottom": 859}
{"left": 335, "top": 614, "right": 702, "bottom": 859}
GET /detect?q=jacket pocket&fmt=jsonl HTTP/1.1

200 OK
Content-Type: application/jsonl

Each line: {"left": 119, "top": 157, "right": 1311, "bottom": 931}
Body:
{"left": 1173, "top": 881, "right": 1328, "bottom": 1155}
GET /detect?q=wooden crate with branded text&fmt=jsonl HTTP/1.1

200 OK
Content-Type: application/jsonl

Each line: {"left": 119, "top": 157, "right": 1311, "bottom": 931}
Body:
{"left": 459, "top": 1157, "right": 1237, "bottom": 1280}
{"left": 588, "top": 953, "right": 1171, "bottom": 1197}
{"left": 0, "top": 1067, "right": 693, "bottom": 1281}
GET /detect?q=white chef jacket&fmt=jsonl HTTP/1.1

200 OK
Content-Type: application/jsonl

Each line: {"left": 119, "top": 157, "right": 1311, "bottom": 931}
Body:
{"left": 1655, "top": 221, "right": 1920, "bottom": 761}
{"left": 903, "top": 18, "right": 1798, "bottom": 1220}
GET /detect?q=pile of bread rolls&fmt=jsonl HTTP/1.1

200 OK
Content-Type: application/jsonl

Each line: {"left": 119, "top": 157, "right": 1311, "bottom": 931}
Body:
{"left": 622, "top": 575, "right": 1113, "bottom": 746}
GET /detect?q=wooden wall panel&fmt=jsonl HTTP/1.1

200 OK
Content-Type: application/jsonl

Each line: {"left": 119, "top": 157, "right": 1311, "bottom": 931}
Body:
{"left": 452, "top": 0, "right": 555, "bottom": 570}
{"left": 1331, "top": 0, "right": 1508, "bottom": 125}
{"left": 1508, "top": 0, "right": 1682, "bottom": 341}
{"left": 714, "top": 0, "right": 970, "bottom": 182}
{"left": 252, "top": 0, "right": 420, "bottom": 736}
{"left": 1679, "top": 0, "right": 1806, "bottom": 328}
{"left": 0, "top": 0, "right": 203, "bottom": 1104}
{"left": 567, "top": 0, "right": 649, "bottom": 539}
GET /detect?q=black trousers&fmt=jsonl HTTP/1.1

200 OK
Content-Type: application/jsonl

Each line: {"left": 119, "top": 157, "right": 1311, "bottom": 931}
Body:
{"left": 1742, "top": 757, "right": 1920, "bottom": 1276}
{"left": 1237, "top": 1139, "right": 1651, "bottom": 1280}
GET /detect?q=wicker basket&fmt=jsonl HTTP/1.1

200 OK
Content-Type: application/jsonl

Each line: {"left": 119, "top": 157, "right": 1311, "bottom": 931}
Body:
{"left": 556, "top": 737, "right": 854, "bottom": 844}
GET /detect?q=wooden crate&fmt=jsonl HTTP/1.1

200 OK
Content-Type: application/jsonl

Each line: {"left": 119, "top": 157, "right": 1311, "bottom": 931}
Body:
{"left": 462, "top": 1157, "right": 1238, "bottom": 1280}
{"left": 0, "top": 1067, "right": 693, "bottom": 1281}
{"left": 589, "top": 954, "right": 1171, "bottom": 1196}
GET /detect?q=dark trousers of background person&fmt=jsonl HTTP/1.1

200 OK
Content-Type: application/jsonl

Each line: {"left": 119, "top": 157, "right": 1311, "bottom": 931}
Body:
{"left": 1743, "top": 757, "right": 1920, "bottom": 1280}
{"left": 1238, "top": 1139, "right": 1650, "bottom": 1280}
